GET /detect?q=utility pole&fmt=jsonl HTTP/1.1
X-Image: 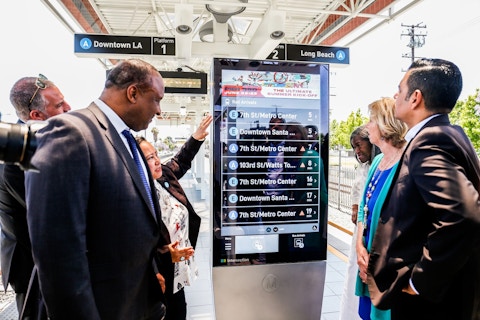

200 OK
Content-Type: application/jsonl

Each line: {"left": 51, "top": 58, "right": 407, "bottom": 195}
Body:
{"left": 401, "top": 22, "right": 427, "bottom": 64}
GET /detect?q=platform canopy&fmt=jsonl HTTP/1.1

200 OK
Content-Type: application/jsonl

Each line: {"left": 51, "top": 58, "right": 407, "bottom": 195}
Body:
{"left": 41, "top": 0, "right": 423, "bottom": 121}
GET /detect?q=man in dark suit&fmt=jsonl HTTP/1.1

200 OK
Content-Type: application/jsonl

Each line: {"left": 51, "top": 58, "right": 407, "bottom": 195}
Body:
{"left": 367, "top": 58, "right": 480, "bottom": 319}
{"left": 0, "top": 74, "right": 71, "bottom": 317}
{"left": 25, "top": 59, "right": 170, "bottom": 319}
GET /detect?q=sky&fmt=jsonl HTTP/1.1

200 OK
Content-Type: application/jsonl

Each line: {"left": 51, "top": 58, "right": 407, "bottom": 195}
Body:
{"left": 1, "top": 0, "right": 480, "bottom": 123}
{"left": 0, "top": 0, "right": 106, "bottom": 122}
{"left": 330, "top": 0, "right": 480, "bottom": 120}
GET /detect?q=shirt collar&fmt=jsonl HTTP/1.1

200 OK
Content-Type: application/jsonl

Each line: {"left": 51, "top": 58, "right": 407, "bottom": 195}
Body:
{"left": 405, "top": 114, "right": 441, "bottom": 142}
{"left": 95, "top": 98, "right": 130, "bottom": 133}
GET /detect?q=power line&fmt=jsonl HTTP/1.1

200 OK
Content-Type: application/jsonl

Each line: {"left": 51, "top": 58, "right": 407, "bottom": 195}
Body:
{"left": 401, "top": 22, "right": 427, "bottom": 64}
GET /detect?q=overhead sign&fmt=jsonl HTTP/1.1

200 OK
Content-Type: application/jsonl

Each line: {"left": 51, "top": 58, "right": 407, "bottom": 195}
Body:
{"left": 267, "top": 43, "right": 349, "bottom": 65}
{"left": 74, "top": 33, "right": 175, "bottom": 56}
{"left": 159, "top": 71, "right": 207, "bottom": 94}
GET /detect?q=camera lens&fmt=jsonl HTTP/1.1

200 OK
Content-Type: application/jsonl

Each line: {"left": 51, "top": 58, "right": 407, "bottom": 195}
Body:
{"left": 0, "top": 122, "right": 37, "bottom": 171}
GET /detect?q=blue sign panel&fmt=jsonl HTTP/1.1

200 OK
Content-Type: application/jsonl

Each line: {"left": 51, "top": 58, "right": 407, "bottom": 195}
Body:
{"left": 74, "top": 33, "right": 175, "bottom": 56}
{"left": 267, "top": 43, "right": 349, "bottom": 65}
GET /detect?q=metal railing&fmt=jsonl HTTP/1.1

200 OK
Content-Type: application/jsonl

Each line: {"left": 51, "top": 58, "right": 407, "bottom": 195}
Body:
{"left": 328, "top": 165, "right": 357, "bottom": 213}
{"left": 328, "top": 150, "right": 358, "bottom": 214}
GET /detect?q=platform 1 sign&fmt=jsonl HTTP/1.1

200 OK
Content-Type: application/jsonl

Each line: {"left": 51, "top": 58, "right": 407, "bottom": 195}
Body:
{"left": 74, "top": 33, "right": 175, "bottom": 56}
{"left": 267, "top": 43, "right": 349, "bottom": 65}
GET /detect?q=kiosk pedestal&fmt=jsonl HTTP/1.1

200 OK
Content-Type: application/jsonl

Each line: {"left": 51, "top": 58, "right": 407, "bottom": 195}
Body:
{"left": 213, "top": 261, "right": 326, "bottom": 320}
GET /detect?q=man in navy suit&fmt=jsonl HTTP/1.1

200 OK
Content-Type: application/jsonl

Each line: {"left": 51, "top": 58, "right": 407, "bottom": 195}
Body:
{"left": 367, "top": 58, "right": 480, "bottom": 319}
{"left": 25, "top": 59, "right": 170, "bottom": 319}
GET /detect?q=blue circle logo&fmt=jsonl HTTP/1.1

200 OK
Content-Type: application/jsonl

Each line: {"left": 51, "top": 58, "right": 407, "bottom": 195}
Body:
{"left": 229, "top": 110, "right": 238, "bottom": 119}
{"left": 80, "top": 38, "right": 92, "bottom": 50}
{"left": 229, "top": 127, "right": 238, "bottom": 137}
{"left": 336, "top": 50, "right": 346, "bottom": 61}
{"left": 228, "top": 177, "right": 238, "bottom": 187}
{"left": 229, "top": 143, "right": 238, "bottom": 154}
{"left": 228, "top": 194, "right": 238, "bottom": 203}
{"left": 228, "top": 210, "right": 238, "bottom": 220}
{"left": 228, "top": 160, "right": 238, "bottom": 170}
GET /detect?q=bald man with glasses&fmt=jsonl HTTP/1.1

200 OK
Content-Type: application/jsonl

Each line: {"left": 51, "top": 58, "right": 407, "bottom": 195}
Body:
{"left": 0, "top": 74, "right": 71, "bottom": 318}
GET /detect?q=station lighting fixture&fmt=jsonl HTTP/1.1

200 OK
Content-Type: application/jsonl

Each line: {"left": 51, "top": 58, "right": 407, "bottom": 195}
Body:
{"left": 270, "top": 30, "right": 285, "bottom": 39}
{"left": 175, "top": 4, "right": 194, "bottom": 34}
{"left": 199, "top": 20, "right": 233, "bottom": 42}
{"left": 206, "top": 0, "right": 248, "bottom": 23}
{"left": 249, "top": 8, "right": 286, "bottom": 59}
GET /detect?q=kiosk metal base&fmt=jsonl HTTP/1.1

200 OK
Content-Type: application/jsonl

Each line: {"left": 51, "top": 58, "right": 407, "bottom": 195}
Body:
{"left": 213, "top": 261, "right": 326, "bottom": 320}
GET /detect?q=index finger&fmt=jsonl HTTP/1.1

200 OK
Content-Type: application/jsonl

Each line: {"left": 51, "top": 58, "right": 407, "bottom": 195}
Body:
{"left": 202, "top": 114, "right": 213, "bottom": 126}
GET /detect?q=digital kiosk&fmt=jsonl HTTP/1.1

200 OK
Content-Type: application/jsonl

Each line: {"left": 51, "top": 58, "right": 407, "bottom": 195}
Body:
{"left": 211, "top": 58, "right": 329, "bottom": 319}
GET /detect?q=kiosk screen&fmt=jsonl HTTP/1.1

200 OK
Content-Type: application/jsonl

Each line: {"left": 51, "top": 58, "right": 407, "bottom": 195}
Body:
{"left": 212, "top": 59, "right": 329, "bottom": 267}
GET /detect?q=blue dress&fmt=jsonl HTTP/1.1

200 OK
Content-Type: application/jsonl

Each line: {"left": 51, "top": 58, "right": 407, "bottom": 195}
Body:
{"left": 355, "top": 154, "right": 399, "bottom": 320}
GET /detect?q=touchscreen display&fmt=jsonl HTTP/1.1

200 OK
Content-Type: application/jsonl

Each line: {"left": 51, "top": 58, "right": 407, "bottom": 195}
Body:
{"left": 212, "top": 59, "right": 329, "bottom": 266}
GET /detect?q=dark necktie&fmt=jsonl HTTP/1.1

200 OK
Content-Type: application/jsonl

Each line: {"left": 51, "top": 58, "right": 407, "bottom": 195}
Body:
{"left": 122, "top": 129, "right": 155, "bottom": 212}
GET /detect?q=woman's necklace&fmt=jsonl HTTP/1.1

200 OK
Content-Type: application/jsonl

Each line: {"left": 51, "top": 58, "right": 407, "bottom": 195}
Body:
{"left": 377, "top": 147, "right": 402, "bottom": 170}
{"left": 363, "top": 168, "right": 383, "bottom": 229}
{"left": 362, "top": 149, "right": 401, "bottom": 230}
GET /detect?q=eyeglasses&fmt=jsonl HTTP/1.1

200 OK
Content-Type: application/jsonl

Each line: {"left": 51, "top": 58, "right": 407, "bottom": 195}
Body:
{"left": 27, "top": 74, "right": 48, "bottom": 110}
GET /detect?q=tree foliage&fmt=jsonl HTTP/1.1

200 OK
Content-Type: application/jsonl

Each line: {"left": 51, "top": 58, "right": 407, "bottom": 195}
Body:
{"left": 449, "top": 89, "right": 480, "bottom": 153}
{"left": 330, "top": 108, "right": 368, "bottom": 149}
{"left": 329, "top": 89, "right": 480, "bottom": 152}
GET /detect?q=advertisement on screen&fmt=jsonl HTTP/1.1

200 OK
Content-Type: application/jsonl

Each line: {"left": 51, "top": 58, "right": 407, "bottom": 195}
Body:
{"left": 212, "top": 59, "right": 329, "bottom": 267}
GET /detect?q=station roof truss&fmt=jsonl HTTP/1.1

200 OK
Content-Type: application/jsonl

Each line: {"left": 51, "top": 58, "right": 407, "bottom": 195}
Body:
{"left": 42, "top": 0, "right": 423, "bottom": 71}
{"left": 41, "top": 0, "right": 422, "bottom": 116}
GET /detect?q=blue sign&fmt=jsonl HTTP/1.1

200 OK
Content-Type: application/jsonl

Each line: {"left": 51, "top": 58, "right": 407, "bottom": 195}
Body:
{"left": 267, "top": 43, "right": 349, "bottom": 65}
{"left": 74, "top": 33, "right": 175, "bottom": 56}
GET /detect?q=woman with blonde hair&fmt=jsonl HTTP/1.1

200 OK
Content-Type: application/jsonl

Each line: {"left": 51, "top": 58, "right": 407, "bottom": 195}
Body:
{"left": 355, "top": 97, "right": 408, "bottom": 320}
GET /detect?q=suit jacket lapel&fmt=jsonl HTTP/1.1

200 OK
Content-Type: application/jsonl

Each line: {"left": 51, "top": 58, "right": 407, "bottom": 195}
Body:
{"left": 86, "top": 103, "right": 159, "bottom": 224}
{"left": 379, "top": 114, "right": 450, "bottom": 216}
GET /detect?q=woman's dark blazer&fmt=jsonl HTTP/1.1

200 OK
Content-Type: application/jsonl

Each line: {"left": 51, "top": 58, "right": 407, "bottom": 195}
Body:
{"left": 157, "top": 136, "right": 204, "bottom": 249}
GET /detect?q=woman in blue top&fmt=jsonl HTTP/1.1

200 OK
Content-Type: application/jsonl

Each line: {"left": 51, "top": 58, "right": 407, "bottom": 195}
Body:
{"left": 355, "top": 97, "right": 408, "bottom": 320}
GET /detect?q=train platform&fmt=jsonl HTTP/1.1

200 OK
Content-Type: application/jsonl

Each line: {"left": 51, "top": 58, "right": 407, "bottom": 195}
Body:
{"left": 0, "top": 171, "right": 354, "bottom": 320}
